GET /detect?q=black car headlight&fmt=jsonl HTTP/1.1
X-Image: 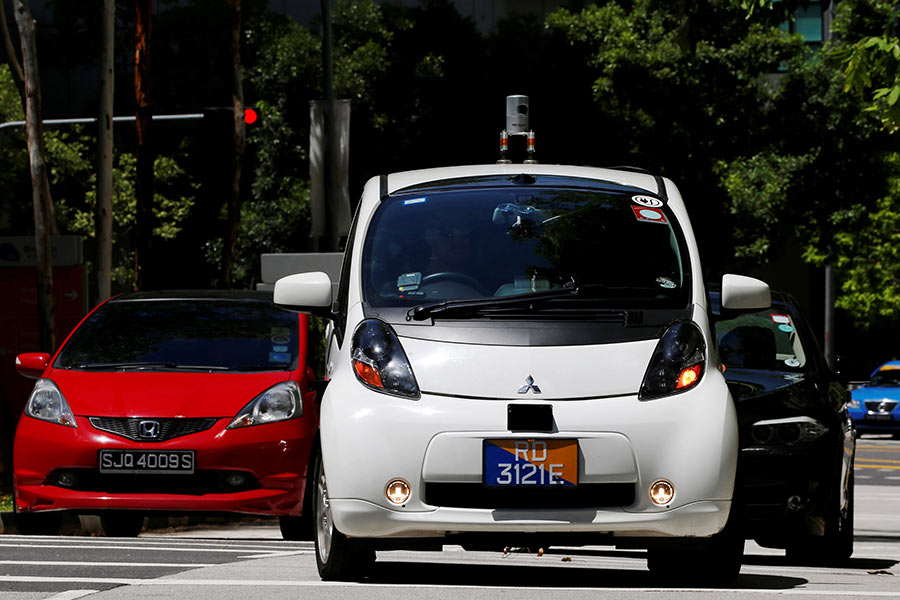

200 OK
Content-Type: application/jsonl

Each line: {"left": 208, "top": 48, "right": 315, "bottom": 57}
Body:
{"left": 351, "top": 319, "right": 420, "bottom": 399}
{"left": 639, "top": 320, "right": 706, "bottom": 400}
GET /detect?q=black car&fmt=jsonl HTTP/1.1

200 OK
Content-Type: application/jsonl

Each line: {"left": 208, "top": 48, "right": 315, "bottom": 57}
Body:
{"left": 709, "top": 288, "right": 855, "bottom": 564}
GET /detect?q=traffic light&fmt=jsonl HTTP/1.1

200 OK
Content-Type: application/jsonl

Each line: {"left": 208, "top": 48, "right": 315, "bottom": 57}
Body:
{"left": 243, "top": 106, "right": 258, "bottom": 125}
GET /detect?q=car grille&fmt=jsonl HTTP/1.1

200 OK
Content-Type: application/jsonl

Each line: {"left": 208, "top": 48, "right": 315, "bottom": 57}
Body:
{"left": 864, "top": 400, "right": 898, "bottom": 413}
{"left": 422, "top": 482, "right": 635, "bottom": 509}
{"left": 89, "top": 417, "right": 219, "bottom": 442}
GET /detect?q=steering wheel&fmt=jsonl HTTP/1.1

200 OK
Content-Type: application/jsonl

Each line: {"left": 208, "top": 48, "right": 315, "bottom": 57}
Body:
{"left": 421, "top": 272, "right": 488, "bottom": 295}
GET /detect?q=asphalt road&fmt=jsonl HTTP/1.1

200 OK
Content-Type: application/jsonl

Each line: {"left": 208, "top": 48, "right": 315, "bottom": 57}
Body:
{"left": 0, "top": 438, "right": 898, "bottom": 600}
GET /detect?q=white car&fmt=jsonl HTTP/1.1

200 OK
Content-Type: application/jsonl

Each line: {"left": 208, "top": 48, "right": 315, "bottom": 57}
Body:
{"left": 275, "top": 164, "right": 770, "bottom": 585}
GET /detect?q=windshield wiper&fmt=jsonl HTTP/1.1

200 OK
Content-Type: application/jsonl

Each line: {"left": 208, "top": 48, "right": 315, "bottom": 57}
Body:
{"left": 407, "top": 285, "right": 591, "bottom": 321}
{"left": 77, "top": 362, "right": 231, "bottom": 371}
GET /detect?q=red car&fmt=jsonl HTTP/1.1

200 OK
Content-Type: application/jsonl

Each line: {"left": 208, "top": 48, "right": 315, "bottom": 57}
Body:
{"left": 12, "top": 290, "right": 319, "bottom": 538}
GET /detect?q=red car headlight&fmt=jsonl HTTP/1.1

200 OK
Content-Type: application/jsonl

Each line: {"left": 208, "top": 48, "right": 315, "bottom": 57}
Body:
{"left": 24, "top": 378, "right": 77, "bottom": 428}
{"left": 227, "top": 380, "right": 303, "bottom": 429}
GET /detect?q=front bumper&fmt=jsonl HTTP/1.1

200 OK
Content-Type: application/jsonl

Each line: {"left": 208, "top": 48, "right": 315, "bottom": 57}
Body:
{"left": 319, "top": 373, "right": 738, "bottom": 540}
{"left": 13, "top": 414, "right": 315, "bottom": 516}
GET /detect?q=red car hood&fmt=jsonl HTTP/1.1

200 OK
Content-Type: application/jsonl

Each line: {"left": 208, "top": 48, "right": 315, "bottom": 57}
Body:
{"left": 46, "top": 369, "right": 295, "bottom": 418}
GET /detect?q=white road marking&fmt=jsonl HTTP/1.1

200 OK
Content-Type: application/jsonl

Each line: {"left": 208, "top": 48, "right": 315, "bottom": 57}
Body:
{"left": 0, "top": 560, "right": 217, "bottom": 567}
{"left": 2, "top": 576, "right": 900, "bottom": 595}
{"left": 0, "top": 543, "right": 294, "bottom": 554}
{"left": 44, "top": 591, "right": 99, "bottom": 600}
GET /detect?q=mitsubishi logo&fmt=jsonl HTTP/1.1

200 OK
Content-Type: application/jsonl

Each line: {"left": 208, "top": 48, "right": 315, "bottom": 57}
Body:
{"left": 518, "top": 375, "right": 542, "bottom": 394}
{"left": 138, "top": 420, "right": 160, "bottom": 439}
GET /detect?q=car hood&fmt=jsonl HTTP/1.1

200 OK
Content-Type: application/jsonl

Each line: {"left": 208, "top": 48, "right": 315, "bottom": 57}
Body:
{"left": 45, "top": 369, "right": 294, "bottom": 418}
{"left": 401, "top": 336, "right": 659, "bottom": 399}
{"left": 851, "top": 386, "right": 900, "bottom": 401}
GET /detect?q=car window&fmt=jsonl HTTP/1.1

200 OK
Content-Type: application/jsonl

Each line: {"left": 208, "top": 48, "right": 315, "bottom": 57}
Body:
{"left": 715, "top": 310, "right": 807, "bottom": 371}
{"left": 362, "top": 187, "right": 690, "bottom": 310}
{"left": 868, "top": 367, "right": 900, "bottom": 387}
{"left": 54, "top": 299, "right": 299, "bottom": 372}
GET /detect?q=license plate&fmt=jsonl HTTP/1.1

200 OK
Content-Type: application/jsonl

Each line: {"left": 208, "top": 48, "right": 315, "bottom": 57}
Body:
{"left": 866, "top": 413, "right": 894, "bottom": 422}
{"left": 99, "top": 450, "right": 195, "bottom": 474}
{"left": 483, "top": 439, "right": 577, "bottom": 486}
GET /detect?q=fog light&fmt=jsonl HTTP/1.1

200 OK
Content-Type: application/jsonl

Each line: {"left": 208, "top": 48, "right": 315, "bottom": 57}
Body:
{"left": 225, "top": 473, "right": 247, "bottom": 488}
{"left": 54, "top": 471, "right": 78, "bottom": 488}
{"left": 385, "top": 479, "right": 411, "bottom": 505}
{"left": 649, "top": 479, "right": 675, "bottom": 506}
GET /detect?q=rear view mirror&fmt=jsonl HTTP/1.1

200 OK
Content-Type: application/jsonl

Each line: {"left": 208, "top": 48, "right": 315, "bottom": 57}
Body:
{"left": 721, "top": 274, "right": 770, "bottom": 310}
{"left": 15, "top": 352, "right": 51, "bottom": 379}
{"left": 274, "top": 271, "right": 335, "bottom": 319}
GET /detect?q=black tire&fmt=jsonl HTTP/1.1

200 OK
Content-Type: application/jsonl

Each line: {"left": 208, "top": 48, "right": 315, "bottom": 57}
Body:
{"left": 15, "top": 511, "right": 63, "bottom": 536}
{"left": 101, "top": 511, "right": 145, "bottom": 537}
{"left": 312, "top": 446, "right": 374, "bottom": 581}
{"left": 786, "top": 469, "right": 854, "bottom": 566}
{"left": 279, "top": 515, "right": 312, "bottom": 541}
{"left": 647, "top": 526, "right": 743, "bottom": 587}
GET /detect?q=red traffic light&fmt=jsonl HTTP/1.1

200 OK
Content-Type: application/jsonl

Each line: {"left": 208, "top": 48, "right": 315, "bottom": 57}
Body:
{"left": 243, "top": 107, "right": 258, "bottom": 125}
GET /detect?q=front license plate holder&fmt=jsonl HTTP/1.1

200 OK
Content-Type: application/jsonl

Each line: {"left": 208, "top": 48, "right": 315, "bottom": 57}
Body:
{"left": 866, "top": 413, "right": 894, "bottom": 422}
{"left": 99, "top": 449, "right": 195, "bottom": 474}
{"left": 483, "top": 439, "right": 577, "bottom": 487}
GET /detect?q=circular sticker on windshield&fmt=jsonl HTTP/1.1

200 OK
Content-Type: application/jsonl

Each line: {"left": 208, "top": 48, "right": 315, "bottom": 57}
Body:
{"left": 784, "top": 357, "right": 801, "bottom": 367}
{"left": 778, "top": 324, "right": 795, "bottom": 333}
{"left": 270, "top": 335, "right": 290, "bottom": 344}
{"left": 632, "top": 195, "right": 663, "bottom": 208}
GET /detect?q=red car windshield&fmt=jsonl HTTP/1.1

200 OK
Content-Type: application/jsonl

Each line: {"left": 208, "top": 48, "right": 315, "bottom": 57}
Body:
{"left": 54, "top": 299, "right": 299, "bottom": 372}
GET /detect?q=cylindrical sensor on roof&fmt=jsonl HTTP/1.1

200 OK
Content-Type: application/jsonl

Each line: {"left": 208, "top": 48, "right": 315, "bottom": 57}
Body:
{"left": 506, "top": 95, "right": 529, "bottom": 134}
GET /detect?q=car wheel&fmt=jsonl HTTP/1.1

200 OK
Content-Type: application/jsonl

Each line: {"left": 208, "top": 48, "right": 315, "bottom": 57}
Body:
{"left": 647, "top": 525, "right": 743, "bottom": 587}
{"left": 786, "top": 469, "right": 854, "bottom": 566}
{"left": 100, "top": 511, "right": 145, "bottom": 537}
{"left": 14, "top": 511, "right": 63, "bottom": 536}
{"left": 279, "top": 515, "right": 312, "bottom": 541}
{"left": 313, "top": 447, "right": 374, "bottom": 581}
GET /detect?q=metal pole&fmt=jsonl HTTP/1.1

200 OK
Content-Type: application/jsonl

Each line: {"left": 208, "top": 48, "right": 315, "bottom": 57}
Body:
{"left": 0, "top": 113, "right": 205, "bottom": 130}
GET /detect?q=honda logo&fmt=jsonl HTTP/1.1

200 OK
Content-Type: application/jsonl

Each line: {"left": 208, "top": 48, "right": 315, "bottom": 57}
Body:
{"left": 138, "top": 420, "right": 160, "bottom": 439}
{"left": 518, "top": 375, "right": 542, "bottom": 394}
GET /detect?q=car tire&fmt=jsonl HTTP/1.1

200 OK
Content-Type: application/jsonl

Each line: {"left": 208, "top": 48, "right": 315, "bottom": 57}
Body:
{"left": 647, "top": 524, "right": 743, "bottom": 587}
{"left": 786, "top": 469, "right": 854, "bottom": 566}
{"left": 100, "top": 511, "right": 145, "bottom": 537}
{"left": 312, "top": 446, "right": 374, "bottom": 581}
{"left": 279, "top": 515, "right": 312, "bottom": 541}
{"left": 14, "top": 510, "right": 63, "bottom": 536}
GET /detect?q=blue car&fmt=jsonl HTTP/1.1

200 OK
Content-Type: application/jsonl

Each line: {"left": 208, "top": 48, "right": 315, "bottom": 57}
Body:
{"left": 850, "top": 361, "right": 900, "bottom": 437}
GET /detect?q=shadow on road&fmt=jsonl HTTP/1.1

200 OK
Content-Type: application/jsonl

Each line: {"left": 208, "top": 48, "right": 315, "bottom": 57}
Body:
{"left": 368, "top": 558, "right": 808, "bottom": 590}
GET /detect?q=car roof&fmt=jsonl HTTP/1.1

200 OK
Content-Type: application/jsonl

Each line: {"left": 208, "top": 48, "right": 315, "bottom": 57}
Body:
{"left": 108, "top": 290, "right": 274, "bottom": 303}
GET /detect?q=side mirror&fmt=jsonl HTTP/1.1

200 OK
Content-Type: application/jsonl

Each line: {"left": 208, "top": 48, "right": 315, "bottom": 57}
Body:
{"left": 15, "top": 352, "right": 51, "bottom": 379}
{"left": 721, "top": 274, "right": 770, "bottom": 310}
{"left": 274, "top": 271, "right": 335, "bottom": 319}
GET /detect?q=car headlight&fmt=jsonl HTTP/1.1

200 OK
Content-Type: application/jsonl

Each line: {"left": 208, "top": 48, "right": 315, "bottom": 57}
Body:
{"left": 25, "top": 379, "right": 77, "bottom": 428}
{"left": 751, "top": 416, "right": 828, "bottom": 446}
{"left": 848, "top": 398, "right": 860, "bottom": 409}
{"left": 639, "top": 320, "right": 706, "bottom": 400}
{"left": 351, "top": 319, "right": 420, "bottom": 399}
{"left": 227, "top": 381, "right": 302, "bottom": 429}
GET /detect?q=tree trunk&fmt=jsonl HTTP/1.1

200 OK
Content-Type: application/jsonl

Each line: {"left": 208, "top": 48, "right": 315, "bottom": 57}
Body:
{"left": 222, "top": 0, "right": 244, "bottom": 288}
{"left": 134, "top": 0, "right": 152, "bottom": 291}
{"left": 13, "top": 0, "right": 55, "bottom": 353}
{"left": 96, "top": 0, "right": 115, "bottom": 302}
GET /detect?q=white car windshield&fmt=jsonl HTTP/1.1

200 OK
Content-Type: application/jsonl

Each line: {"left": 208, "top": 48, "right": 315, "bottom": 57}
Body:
{"left": 362, "top": 182, "right": 690, "bottom": 311}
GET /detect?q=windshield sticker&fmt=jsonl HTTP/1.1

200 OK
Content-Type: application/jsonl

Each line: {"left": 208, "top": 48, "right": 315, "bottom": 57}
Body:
{"left": 632, "top": 195, "right": 663, "bottom": 208}
{"left": 268, "top": 352, "right": 291, "bottom": 363}
{"left": 272, "top": 345, "right": 288, "bottom": 352}
{"left": 403, "top": 197, "right": 427, "bottom": 206}
{"left": 656, "top": 277, "right": 676, "bottom": 289}
{"left": 770, "top": 314, "right": 791, "bottom": 324}
{"left": 784, "top": 357, "right": 801, "bottom": 367}
{"left": 397, "top": 272, "right": 422, "bottom": 291}
{"left": 632, "top": 206, "right": 668, "bottom": 224}
{"left": 270, "top": 335, "right": 290, "bottom": 345}
{"left": 778, "top": 324, "right": 795, "bottom": 333}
